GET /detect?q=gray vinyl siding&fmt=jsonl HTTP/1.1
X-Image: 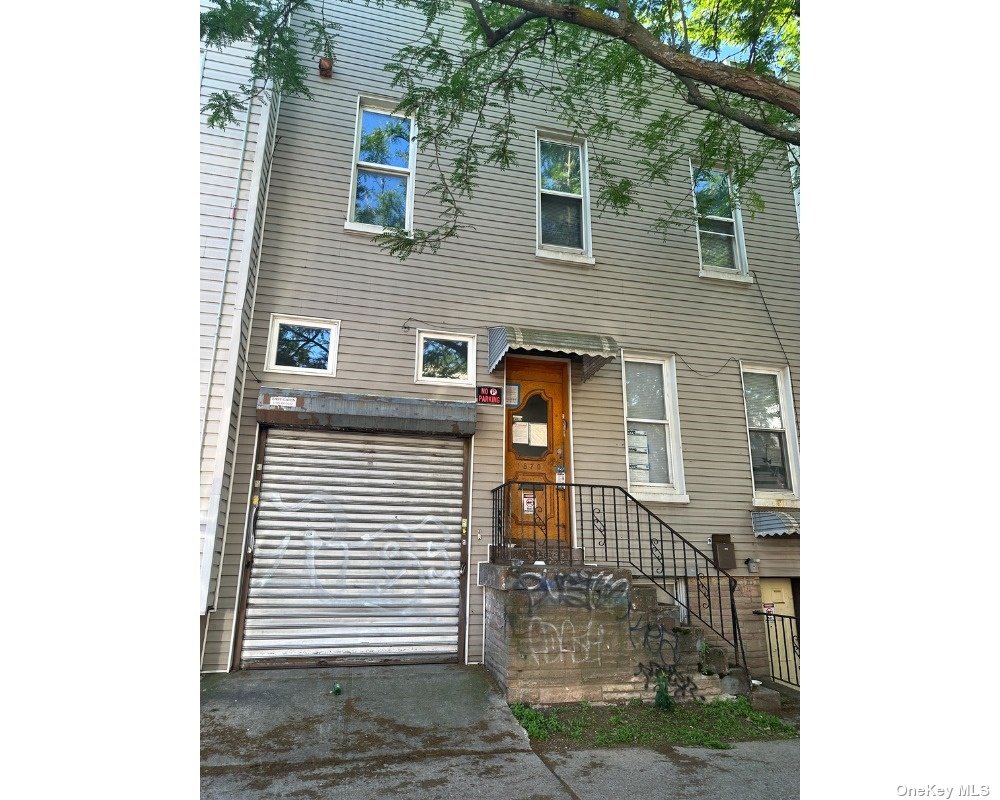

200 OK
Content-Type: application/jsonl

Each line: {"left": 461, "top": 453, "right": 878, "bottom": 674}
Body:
{"left": 201, "top": 4, "right": 799, "bottom": 670}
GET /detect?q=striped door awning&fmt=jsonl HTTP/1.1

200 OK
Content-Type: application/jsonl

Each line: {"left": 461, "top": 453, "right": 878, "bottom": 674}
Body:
{"left": 487, "top": 325, "right": 620, "bottom": 382}
{"left": 751, "top": 511, "right": 800, "bottom": 537}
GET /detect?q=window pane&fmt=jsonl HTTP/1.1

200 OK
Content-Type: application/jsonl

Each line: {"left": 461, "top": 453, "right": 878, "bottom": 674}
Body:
{"left": 625, "top": 361, "right": 666, "bottom": 419}
{"left": 749, "top": 430, "right": 789, "bottom": 490}
{"left": 743, "top": 372, "right": 783, "bottom": 429}
{"left": 421, "top": 337, "right": 469, "bottom": 380}
{"left": 353, "top": 169, "right": 407, "bottom": 228}
{"left": 539, "top": 140, "right": 582, "bottom": 194}
{"left": 275, "top": 324, "right": 330, "bottom": 370}
{"left": 693, "top": 168, "right": 733, "bottom": 218}
{"left": 540, "top": 194, "right": 583, "bottom": 248}
{"left": 699, "top": 230, "right": 737, "bottom": 269}
{"left": 512, "top": 393, "right": 549, "bottom": 458}
{"left": 359, "top": 111, "right": 410, "bottom": 168}
{"left": 627, "top": 422, "right": 670, "bottom": 484}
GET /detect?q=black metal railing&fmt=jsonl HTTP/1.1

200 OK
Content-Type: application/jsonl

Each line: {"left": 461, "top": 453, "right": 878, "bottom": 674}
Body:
{"left": 753, "top": 610, "right": 799, "bottom": 687}
{"left": 490, "top": 481, "right": 747, "bottom": 669}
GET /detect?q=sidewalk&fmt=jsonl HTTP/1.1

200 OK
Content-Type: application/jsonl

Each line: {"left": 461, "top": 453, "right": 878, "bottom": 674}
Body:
{"left": 201, "top": 664, "right": 799, "bottom": 799}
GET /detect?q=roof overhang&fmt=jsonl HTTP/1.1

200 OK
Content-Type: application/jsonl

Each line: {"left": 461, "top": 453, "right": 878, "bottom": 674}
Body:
{"left": 751, "top": 511, "right": 800, "bottom": 537}
{"left": 487, "top": 325, "right": 620, "bottom": 382}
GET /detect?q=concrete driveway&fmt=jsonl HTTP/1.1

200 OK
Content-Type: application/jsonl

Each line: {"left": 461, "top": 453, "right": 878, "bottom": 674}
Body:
{"left": 201, "top": 664, "right": 799, "bottom": 799}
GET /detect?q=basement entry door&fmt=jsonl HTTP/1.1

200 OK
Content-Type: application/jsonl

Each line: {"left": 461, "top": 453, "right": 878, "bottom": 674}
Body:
{"left": 239, "top": 428, "right": 466, "bottom": 665}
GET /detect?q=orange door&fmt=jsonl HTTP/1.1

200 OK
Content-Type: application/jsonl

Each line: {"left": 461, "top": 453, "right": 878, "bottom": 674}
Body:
{"left": 504, "top": 358, "right": 571, "bottom": 546}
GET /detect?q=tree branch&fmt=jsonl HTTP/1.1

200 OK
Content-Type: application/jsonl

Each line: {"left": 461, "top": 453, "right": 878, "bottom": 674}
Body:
{"left": 482, "top": 0, "right": 799, "bottom": 117}
{"left": 678, "top": 76, "right": 798, "bottom": 145}
{"left": 465, "top": 0, "right": 543, "bottom": 47}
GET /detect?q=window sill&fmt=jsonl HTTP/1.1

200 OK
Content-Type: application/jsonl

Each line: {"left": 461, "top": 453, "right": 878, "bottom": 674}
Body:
{"left": 752, "top": 496, "right": 799, "bottom": 509}
{"left": 535, "top": 248, "right": 596, "bottom": 266}
{"left": 698, "top": 267, "right": 753, "bottom": 284}
{"left": 414, "top": 377, "right": 476, "bottom": 388}
{"left": 629, "top": 491, "right": 690, "bottom": 505}
{"left": 344, "top": 220, "right": 412, "bottom": 238}
{"left": 264, "top": 365, "right": 336, "bottom": 378}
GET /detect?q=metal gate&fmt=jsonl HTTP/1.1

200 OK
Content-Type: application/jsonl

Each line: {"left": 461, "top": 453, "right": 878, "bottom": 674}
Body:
{"left": 239, "top": 428, "right": 466, "bottom": 665}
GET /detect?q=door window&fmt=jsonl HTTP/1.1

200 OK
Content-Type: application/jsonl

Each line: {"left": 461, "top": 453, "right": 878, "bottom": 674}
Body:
{"left": 511, "top": 392, "right": 549, "bottom": 458}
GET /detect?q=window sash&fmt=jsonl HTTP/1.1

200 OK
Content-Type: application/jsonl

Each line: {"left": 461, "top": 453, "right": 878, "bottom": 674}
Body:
{"left": 624, "top": 359, "right": 677, "bottom": 490}
{"left": 265, "top": 315, "right": 340, "bottom": 376}
{"left": 537, "top": 133, "right": 590, "bottom": 255}
{"left": 350, "top": 101, "right": 415, "bottom": 230}
{"left": 415, "top": 331, "right": 476, "bottom": 385}
{"left": 741, "top": 366, "right": 798, "bottom": 497}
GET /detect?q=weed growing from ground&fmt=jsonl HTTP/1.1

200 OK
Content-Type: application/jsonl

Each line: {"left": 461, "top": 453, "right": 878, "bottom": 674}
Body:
{"left": 509, "top": 703, "right": 565, "bottom": 740}
{"left": 510, "top": 696, "right": 797, "bottom": 750}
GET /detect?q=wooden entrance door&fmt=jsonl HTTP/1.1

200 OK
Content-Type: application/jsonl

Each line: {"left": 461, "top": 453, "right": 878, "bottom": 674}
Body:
{"left": 504, "top": 358, "right": 571, "bottom": 547}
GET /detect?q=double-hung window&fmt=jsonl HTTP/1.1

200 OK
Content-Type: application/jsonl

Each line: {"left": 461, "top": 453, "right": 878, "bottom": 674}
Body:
{"left": 414, "top": 330, "right": 476, "bottom": 387}
{"left": 536, "top": 133, "right": 593, "bottom": 263}
{"left": 264, "top": 314, "right": 340, "bottom": 377}
{"left": 347, "top": 99, "right": 415, "bottom": 233}
{"left": 740, "top": 365, "right": 800, "bottom": 504}
{"left": 691, "top": 164, "right": 749, "bottom": 280}
{"left": 622, "top": 355, "right": 688, "bottom": 502}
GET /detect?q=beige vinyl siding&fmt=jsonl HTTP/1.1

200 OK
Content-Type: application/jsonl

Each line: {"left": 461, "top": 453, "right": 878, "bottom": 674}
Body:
{"left": 201, "top": 3, "right": 798, "bottom": 669}
{"left": 199, "top": 2, "right": 281, "bottom": 616}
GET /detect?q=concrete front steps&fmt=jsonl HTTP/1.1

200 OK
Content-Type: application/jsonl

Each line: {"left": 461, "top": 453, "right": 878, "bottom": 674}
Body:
{"left": 480, "top": 561, "right": 757, "bottom": 707}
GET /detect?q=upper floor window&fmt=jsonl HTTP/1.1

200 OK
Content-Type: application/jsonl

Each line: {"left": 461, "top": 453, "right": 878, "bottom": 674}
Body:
{"left": 414, "top": 330, "right": 476, "bottom": 387}
{"left": 622, "top": 355, "right": 688, "bottom": 502}
{"left": 346, "top": 99, "right": 415, "bottom": 233}
{"left": 692, "top": 165, "right": 749, "bottom": 281}
{"left": 264, "top": 314, "right": 340, "bottom": 377}
{"left": 741, "top": 365, "right": 800, "bottom": 505}
{"left": 536, "top": 133, "right": 593, "bottom": 264}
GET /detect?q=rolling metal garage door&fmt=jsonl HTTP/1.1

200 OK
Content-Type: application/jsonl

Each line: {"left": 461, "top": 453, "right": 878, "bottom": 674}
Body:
{"left": 240, "top": 428, "right": 466, "bottom": 664}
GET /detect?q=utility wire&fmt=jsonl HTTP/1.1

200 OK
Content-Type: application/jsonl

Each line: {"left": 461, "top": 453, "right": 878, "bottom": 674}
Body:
{"left": 750, "top": 270, "right": 793, "bottom": 373}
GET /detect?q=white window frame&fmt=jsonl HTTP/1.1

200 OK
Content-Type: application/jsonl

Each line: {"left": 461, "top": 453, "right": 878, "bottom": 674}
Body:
{"left": 739, "top": 363, "right": 800, "bottom": 507}
{"left": 620, "top": 353, "right": 689, "bottom": 503}
{"left": 787, "top": 144, "right": 800, "bottom": 228}
{"left": 345, "top": 96, "right": 416, "bottom": 235}
{"left": 264, "top": 314, "right": 341, "bottom": 377}
{"left": 414, "top": 330, "right": 477, "bottom": 387}
{"left": 535, "top": 131, "right": 594, "bottom": 265}
{"left": 689, "top": 161, "right": 751, "bottom": 284}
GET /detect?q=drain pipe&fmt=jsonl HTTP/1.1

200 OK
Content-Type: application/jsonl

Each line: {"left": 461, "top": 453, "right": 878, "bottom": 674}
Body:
{"left": 200, "top": 80, "right": 257, "bottom": 452}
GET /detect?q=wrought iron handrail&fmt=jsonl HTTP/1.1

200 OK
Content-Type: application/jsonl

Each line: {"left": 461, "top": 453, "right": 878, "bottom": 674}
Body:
{"left": 752, "top": 610, "right": 799, "bottom": 687}
{"left": 490, "top": 480, "right": 747, "bottom": 670}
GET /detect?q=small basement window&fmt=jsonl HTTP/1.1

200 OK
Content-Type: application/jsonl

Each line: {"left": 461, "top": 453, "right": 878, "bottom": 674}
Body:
{"left": 264, "top": 314, "right": 340, "bottom": 377}
{"left": 414, "top": 331, "right": 476, "bottom": 386}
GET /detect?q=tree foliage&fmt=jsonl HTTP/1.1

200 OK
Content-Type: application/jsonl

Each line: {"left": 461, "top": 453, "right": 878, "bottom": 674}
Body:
{"left": 201, "top": 0, "right": 799, "bottom": 257}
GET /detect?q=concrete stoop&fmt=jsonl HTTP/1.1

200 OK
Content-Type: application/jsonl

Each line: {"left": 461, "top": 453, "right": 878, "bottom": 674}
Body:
{"left": 479, "top": 561, "right": 754, "bottom": 707}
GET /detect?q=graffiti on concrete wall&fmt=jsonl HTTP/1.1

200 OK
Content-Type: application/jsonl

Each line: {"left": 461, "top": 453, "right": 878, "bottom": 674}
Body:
{"left": 527, "top": 617, "right": 607, "bottom": 665}
{"left": 626, "top": 605, "right": 680, "bottom": 664}
{"left": 510, "top": 568, "right": 630, "bottom": 615}
{"left": 634, "top": 661, "right": 705, "bottom": 702}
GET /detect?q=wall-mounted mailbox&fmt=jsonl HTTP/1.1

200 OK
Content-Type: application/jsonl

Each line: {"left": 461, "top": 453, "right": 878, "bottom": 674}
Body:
{"left": 711, "top": 534, "right": 736, "bottom": 570}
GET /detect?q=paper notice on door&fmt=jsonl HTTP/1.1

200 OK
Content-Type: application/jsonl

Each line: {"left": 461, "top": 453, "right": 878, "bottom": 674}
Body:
{"left": 522, "top": 492, "right": 536, "bottom": 513}
{"left": 528, "top": 423, "right": 548, "bottom": 447}
{"left": 512, "top": 421, "right": 530, "bottom": 444}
